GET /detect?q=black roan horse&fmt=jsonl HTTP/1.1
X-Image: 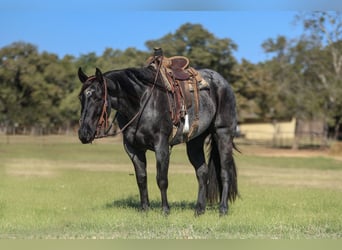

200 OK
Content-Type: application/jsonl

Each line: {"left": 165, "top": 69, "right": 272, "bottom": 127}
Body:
{"left": 78, "top": 63, "right": 238, "bottom": 216}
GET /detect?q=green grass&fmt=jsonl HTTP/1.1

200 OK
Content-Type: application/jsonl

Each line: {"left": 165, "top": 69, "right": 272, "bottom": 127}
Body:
{"left": 0, "top": 135, "right": 342, "bottom": 239}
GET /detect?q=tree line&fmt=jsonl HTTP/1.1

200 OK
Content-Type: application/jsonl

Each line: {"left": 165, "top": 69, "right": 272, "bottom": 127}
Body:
{"left": 0, "top": 12, "right": 341, "bottom": 139}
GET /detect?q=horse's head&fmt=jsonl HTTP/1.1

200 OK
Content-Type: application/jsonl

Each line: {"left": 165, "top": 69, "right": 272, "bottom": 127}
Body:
{"left": 78, "top": 67, "right": 109, "bottom": 144}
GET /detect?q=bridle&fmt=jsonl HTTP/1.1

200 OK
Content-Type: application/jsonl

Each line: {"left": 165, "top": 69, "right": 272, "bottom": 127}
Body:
{"left": 79, "top": 76, "right": 110, "bottom": 139}
{"left": 95, "top": 77, "right": 109, "bottom": 138}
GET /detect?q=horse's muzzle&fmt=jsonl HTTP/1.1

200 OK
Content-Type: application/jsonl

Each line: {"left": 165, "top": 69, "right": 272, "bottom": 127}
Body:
{"left": 78, "top": 127, "right": 95, "bottom": 144}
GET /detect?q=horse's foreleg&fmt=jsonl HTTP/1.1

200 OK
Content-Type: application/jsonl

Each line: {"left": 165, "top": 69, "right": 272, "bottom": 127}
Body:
{"left": 155, "top": 142, "right": 170, "bottom": 215}
{"left": 123, "top": 141, "right": 150, "bottom": 211}
{"left": 186, "top": 134, "right": 208, "bottom": 216}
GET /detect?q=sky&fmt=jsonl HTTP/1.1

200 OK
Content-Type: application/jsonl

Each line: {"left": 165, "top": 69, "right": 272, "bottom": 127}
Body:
{"left": 0, "top": 0, "right": 340, "bottom": 64}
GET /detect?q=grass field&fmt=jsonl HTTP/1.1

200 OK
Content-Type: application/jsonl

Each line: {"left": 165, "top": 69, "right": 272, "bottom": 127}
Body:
{"left": 0, "top": 135, "right": 342, "bottom": 239}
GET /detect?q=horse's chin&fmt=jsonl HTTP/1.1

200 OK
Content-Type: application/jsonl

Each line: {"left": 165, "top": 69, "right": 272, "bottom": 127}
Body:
{"left": 79, "top": 137, "right": 94, "bottom": 144}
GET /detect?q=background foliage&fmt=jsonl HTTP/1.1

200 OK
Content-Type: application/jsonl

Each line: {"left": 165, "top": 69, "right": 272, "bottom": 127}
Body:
{"left": 0, "top": 12, "right": 341, "bottom": 139}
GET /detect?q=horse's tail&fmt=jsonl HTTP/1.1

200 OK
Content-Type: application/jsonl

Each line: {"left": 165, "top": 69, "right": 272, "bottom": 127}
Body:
{"left": 206, "top": 135, "right": 238, "bottom": 205}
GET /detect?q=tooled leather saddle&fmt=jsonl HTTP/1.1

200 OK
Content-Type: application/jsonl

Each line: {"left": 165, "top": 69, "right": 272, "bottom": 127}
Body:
{"left": 147, "top": 48, "right": 209, "bottom": 142}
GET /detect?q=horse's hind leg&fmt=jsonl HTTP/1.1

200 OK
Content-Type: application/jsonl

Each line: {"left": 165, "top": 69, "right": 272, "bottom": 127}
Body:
{"left": 214, "top": 129, "right": 236, "bottom": 215}
{"left": 123, "top": 140, "right": 150, "bottom": 211}
{"left": 186, "top": 133, "right": 208, "bottom": 216}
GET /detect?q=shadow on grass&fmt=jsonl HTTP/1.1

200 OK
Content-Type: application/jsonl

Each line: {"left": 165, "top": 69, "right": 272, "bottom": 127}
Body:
{"left": 105, "top": 195, "right": 198, "bottom": 211}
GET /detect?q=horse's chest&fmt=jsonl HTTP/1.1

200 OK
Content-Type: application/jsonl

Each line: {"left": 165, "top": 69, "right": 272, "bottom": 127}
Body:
{"left": 123, "top": 117, "right": 172, "bottom": 150}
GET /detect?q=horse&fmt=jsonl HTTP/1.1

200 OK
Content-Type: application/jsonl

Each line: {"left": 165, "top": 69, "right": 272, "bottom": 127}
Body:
{"left": 77, "top": 64, "right": 238, "bottom": 216}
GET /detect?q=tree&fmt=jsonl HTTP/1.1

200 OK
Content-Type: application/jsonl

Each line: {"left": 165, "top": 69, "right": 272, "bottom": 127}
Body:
{"left": 261, "top": 35, "right": 319, "bottom": 121}
{"left": 232, "top": 58, "right": 289, "bottom": 123}
{"left": 0, "top": 42, "right": 42, "bottom": 131}
{"left": 260, "top": 35, "right": 331, "bottom": 147}
{"left": 145, "top": 23, "right": 237, "bottom": 82}
{"left": 96, "top": 47, "right": 149, "bottom": 70}
{"left": 0, "top": 42, "right": 79, "bottom": 134}
{"left": 296, "top": 11, "right": 342, "bottom": 139}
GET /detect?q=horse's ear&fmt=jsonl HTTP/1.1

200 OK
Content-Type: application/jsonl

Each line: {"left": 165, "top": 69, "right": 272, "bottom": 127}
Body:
{"left": 95, "top": 67, "right": 104, "bottom": 84}
{"left": 78, "top": 67, "right": 88, "bottom": 83}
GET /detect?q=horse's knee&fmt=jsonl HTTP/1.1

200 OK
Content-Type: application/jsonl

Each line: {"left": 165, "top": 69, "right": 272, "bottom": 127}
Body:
{"left": 135, "top": 171, "right": 147, "bottom": 185}
{"left": 156, "top": 175, "right": 168, "bottom": 189}
{"left": 196, "top": 164, "right": 208, "bottom": 178}
{"left": 196, "top": 165, "right": 208, "bottom": 188}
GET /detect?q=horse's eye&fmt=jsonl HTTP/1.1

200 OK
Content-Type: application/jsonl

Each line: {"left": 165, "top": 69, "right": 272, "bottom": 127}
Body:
{"left": 85, "top": 90, "right": 92, "bottom": 97}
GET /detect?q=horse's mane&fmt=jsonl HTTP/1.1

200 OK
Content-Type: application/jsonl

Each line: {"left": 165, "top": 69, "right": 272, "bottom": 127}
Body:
{"left": 79, "top": 66, "right": 166, "bottom": 101}
{"left": 109, "top": 65, "right": 155, "bottom": 78}
{"left": 104, "top": 66, "right": 165, "bottom": 90}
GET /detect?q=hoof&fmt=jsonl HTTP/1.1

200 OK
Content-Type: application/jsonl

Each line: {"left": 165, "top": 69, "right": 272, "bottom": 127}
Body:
{"left": 162, "top": 206, "right": 170, "bottom": 216}
{"left": 139, "top": 203, "right": 150, "bottom": 212}
{"left": 194, "top": 209, "right": 205, "bottom": 217}
{"left": 194, "top": 204, "right": 206, "bottom": 217}
{"left": 219, "top": 207, "right": 228, "bottom": 216}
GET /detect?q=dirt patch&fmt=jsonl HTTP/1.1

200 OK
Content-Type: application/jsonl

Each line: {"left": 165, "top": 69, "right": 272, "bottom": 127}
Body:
{"left": 5, "top": 159, "right": 57, "bottom": 177}
{"left": 330, "top": 142, "right": 342, "bottom": 157}
{"left": 4, "top": 159, "right": 114, "bottom": 177}
{"left": 240, "top": 166, "right": 342, "bottom": 190}
{"left": 62, "top": 162, "right": 129, "bottom": 172}
{"left": 4, "top": 159, "right": 134, "bottom": 177}
{"left": 238, "top": 145, "right": 342, "bottom": 161}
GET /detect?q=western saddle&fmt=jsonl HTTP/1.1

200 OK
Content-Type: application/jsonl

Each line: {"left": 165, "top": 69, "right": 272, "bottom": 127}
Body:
{"left": 147, "top": 48, "right": 208, "bottom": 141}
